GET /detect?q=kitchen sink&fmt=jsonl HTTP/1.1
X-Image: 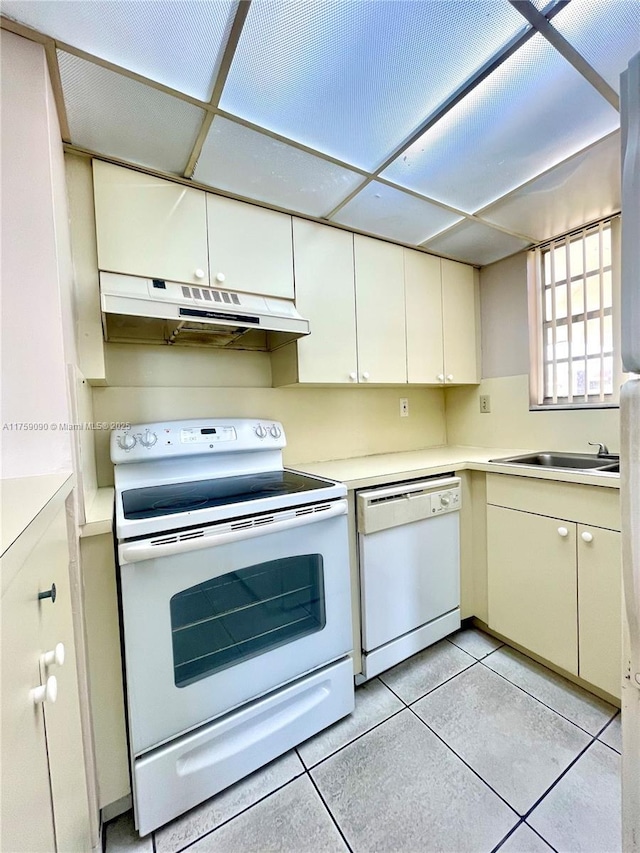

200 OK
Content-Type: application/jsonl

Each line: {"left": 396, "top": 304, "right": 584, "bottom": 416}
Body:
{"left": 490, "top": 452, "right": 620, "bottom": 473}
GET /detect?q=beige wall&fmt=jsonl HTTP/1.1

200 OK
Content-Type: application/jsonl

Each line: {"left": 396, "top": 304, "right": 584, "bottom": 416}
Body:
{"left": 449, "top": 251, "right": 621, "bottom": 453}
{"left": 92, "top": 343, "right": 447, "bottom": 486}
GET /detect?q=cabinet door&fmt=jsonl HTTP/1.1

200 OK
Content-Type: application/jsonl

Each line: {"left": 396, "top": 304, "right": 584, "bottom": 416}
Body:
{"left": 578, "top": 526, "right": 622, "bottom": 698}
{"left": 1, "top": 531, "right": 57, "bottom": 852}
{"left": 404, "top": 249, "right": 444, "bottom": 384}
{"left": 441, "top": 259, "right": 479, "bottom": 384}
{"left": 207, "top": 195, "right": 294, "bottom": 298}
{"left": 40, "top": 506, "right": 93, "bottom": 853}
{"left": 487, "top": 505, "right": 578, "bottom": 674}
{"left": 292, "top": 219, "right": 357, "bottom": 383}
{"left": 93, "top": 161, "right": 209, "bottom": 285}
{"left": 354, "top": 235, "right": 407, "bottom": 383}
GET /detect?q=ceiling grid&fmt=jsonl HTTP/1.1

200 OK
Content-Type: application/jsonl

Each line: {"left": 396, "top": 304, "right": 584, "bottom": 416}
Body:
{"left": 1, "top": 0, "right": 638, "bottom": 266}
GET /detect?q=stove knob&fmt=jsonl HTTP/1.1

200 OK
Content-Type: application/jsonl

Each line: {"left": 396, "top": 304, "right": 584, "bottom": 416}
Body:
{"left": 117, "top": 433, "right": 136, "bottom": 451}
{"left": 269, "top": 425, "right": 281, "bottom": 438}
{"left": 139, "top": 429, "right": 158, "bottom": 448}
{"left": 255, "top": 424, "right": 268, "bottom": 439}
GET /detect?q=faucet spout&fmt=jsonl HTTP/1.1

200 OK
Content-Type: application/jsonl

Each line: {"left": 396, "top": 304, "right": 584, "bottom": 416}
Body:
{"left": 588, "top": 441, "right": 610, "bottom": 457}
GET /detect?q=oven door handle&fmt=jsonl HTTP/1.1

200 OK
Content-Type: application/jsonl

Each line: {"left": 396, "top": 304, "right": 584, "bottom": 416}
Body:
{"left": 119, "top": 499, "right": 348, "bottom": 565}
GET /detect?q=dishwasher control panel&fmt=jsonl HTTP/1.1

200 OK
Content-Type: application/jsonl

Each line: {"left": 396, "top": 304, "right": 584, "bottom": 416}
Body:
{"left": 430, "top": 486, "right": 461, "bottom": 515}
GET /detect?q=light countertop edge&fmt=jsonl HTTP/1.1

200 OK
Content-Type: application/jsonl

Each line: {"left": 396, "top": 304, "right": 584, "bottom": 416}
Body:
{"left": 1, "top": 472, "right": 74, "bottom": 557}
{"left": 81, "top": 487, "right": 115, "bottom": 538}
{"left": 291, "top": 445, "right": 621, "bottom": 491}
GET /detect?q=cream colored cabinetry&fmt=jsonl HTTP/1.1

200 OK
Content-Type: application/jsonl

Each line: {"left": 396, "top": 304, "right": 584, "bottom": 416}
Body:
{"left": 353, "top": 235, "right": 407, "bottom": 383}
{"left": 404, "top": 251, "right": 479, "bottom": 385}
{"left": 1, "top": 493, "right": 92, "bottom": 852}
{"left": 81, "top": 533, "right": 131, "bottom": 810}
{"left": 93, "top": 160, "right": 209, "bottom": 285}
{"left": 486, "top": 474, "right": 622, "bottom": 698}
{"left": 272, "top": 220, "right": 357, "bottom": 384}
{"left": 206, "top": 195, "right": 294, "bottom": 298}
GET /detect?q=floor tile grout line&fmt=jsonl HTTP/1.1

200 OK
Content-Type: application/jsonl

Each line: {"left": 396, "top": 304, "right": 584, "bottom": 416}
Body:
{"left": 596, "top": 736, "right": 622, "bottom": 756}
{"left": 447, "top": 636, "right": 505, "bottom": 659}
{"left": 489, "top": 817, "right": 526, "bottom": 853}
{"left": 163, "top": 764, "right": 308, "bottom": 853}
{"left": 404, "top": 703, "right": 522, "bottom": 820}
{"left": 523, "top": 818, "right": 561, "bottom": 852}
{"left": 383, "top": 659, "right": 478, "bottom": 709}
{"left": 521, "top": 730, "right": 602, "bottom": 823}
{"left": 476, "top": 656, "right": 617, "bottom": 738}
{"left": 305, "top": 767, "right": 354, "bottom": 853}
{"left": 300, "top": 703, "right": 407, "bottom": 771}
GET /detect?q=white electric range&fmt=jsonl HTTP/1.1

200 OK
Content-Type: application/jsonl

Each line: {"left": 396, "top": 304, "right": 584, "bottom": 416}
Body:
{"left": 111, "top": 418, "right": 354, "bottom": 835}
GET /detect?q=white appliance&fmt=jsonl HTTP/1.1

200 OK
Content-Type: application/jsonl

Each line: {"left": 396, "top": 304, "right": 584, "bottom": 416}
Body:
{"left": 356, "top": 476, "right": 461, "bottom": 681}
{"left": 100, "top": 271, "right": 310, "bottom": 349}
{"left": 111, "top": 418, "right": 353, "bottom": 835}
{"left": 620, "top": 50, "right": 640, "bottom": 852}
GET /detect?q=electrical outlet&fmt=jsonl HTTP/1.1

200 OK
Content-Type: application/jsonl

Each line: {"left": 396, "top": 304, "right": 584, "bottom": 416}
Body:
{"left": 479, "top": 394, "right": 491, "bottom": 414}
{"left": 400, "top": 398, "right": 409, "bottom": 417}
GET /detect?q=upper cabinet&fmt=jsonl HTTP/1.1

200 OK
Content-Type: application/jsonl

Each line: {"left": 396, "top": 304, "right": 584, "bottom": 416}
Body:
{"left": 93, "top": 161, "right": 294, "bottom": 299}
{"left": 272, "top": 220, "right": 357, "bottom": 384}
{"left": 354, "top": 235, "right": 407, "bottom": 384}
{"left": 441, "top": 258, "right": 480, "bottom": 385}
{"left": 405, "top": 251, "right": 479, "bottom": 385}
{"left": 206, "top": 195, "right": 294, "bottom": 299}
{"left": 93, "top": 161, "right": 209, "bottom": 285}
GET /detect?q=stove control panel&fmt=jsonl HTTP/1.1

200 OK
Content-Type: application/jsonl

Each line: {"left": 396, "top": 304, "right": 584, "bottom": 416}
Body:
{"left": 111, "top": 418, "right": 286, "bottom": 463}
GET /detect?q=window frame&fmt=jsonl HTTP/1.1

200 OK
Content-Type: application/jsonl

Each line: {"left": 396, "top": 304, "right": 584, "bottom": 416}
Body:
{"left": 528, "top": 216, "right": 622, "bottom": 411}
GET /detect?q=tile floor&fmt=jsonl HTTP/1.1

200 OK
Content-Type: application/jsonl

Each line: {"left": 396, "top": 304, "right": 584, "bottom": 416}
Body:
{"left": 106, "top": 629, "right": 622, "bottom": 853}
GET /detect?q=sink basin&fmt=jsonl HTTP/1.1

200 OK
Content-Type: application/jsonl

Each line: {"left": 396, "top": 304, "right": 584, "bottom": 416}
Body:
{"left": 490, "top": 452, "right": 619, "bottom": 473}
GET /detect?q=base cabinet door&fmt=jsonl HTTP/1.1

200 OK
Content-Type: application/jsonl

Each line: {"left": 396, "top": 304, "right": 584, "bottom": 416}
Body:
{"left": 578, "top": 526, "right": 622, "bottom": 698}
{"left": 487, "top": 505, "right": 578, "bottom": 674}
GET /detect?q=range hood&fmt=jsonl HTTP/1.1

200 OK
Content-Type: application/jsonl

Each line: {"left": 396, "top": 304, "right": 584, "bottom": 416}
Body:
{"left": 99, "top": 272, "right": 310, "bottom": 350}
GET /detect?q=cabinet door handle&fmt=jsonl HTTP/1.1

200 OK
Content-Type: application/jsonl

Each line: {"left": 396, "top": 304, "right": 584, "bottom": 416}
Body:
{"left": 215, "top": 272, "right": 226, "bottom": 283}
{"left": 38, "top": 584, "right": 56, "bottom": 603}
{"left": 194, "top": 268, "right": 205, "bottom": 280}
{"left": 31, "top": 675, "right": 57, "bottom": 705}
{"left": 42, "top": 642, "right": 65, "bottom": 668}
{"left": 349, "top": 372, "right": 357, "bottom": 381}
{"left": 361, "top": 372, "right": 370, "bottom": 381}
{"left": 581, "top": 531, "right": 594, "bottom": 543}
{"left": 558, "top": 526, "right": 569, "bottom": 537}
{"left": 437, "top": 374, "right": 445, "bottom": 382}
{"left": 447, "top": 374, "right": 454, "bottom": 382}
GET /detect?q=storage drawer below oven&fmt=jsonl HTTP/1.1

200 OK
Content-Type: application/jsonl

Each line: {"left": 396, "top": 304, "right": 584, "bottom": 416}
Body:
{"left": 132, "top": 657, "right": 354, "bottom": 835}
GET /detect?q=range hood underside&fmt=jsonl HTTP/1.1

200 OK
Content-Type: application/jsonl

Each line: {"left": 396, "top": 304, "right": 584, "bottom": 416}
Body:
{"left": 102, "top": 313, "right": 298, "bottom": 351}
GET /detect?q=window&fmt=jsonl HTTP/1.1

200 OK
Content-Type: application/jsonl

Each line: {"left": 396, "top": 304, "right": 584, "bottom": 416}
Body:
{"left": 528, "top": 218, "right": 621, "bottom": 408}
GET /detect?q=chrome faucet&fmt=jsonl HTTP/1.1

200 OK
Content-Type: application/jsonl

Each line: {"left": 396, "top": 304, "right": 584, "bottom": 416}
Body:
{"left": 588, "top": 441, "right": 610, "bottom": 457}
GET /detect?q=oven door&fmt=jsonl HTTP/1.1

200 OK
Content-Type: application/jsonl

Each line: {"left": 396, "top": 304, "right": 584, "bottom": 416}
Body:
{"left": 119, "top": 501, "right": 352, "bottom": 755}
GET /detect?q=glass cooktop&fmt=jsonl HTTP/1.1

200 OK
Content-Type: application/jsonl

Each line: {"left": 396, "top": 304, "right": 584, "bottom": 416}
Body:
{"left": 121, "top": 470, "right": 330, "bottom": 520}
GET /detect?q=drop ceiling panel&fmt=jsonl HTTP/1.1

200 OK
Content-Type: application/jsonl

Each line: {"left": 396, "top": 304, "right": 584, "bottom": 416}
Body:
{"left": 480, "top": 133, "right": 621, "bottom": 242}
{"left": 332, "top": 181, "right": 463, "bottom": 245}
{"left": 220, "top": 0, "right": 529, "bottom": 170}
{"left": 194, "top": 117, "right": 364, "bottom": 217}
{"left": 3, "top": 0, "right": 236, "bottom": 100}
{"left": 422, "top": 220, "right": 531, "bottom": 266}
{"left": 380, "top": 34, "right": 620, "bottom": 213}
{"left": 549, "top": 0, "right": 640, "bottom": 93}
{"left": 58, "top": 51, "right": 205, "bottom": 174}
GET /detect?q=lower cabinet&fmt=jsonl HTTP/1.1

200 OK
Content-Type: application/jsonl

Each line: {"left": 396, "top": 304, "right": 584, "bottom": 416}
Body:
{"left": 1, "top": 490, "right": 92, "bottom": 852}
{"left": 486, "top": 474, "right": 622, "bottom": 699}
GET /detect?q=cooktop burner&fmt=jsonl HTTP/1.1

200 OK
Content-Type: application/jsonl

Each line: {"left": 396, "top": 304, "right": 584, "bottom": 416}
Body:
{"left": 122, "top": 470, "right": 330, "bottom": 520}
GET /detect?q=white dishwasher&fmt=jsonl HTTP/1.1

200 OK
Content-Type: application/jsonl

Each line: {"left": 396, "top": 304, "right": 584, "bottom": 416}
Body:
{"left": 356, "top": 475, "right": 461, "bottom": 681}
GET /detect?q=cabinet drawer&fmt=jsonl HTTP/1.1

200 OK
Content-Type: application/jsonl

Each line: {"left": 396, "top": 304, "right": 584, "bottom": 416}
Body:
{"left": 486, "top": 474, "right": 620, "bottom": 530}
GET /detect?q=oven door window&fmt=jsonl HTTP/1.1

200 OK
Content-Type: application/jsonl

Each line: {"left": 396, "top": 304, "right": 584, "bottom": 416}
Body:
{"left": 170, "top": 555, "right": 326, "bottom": 688}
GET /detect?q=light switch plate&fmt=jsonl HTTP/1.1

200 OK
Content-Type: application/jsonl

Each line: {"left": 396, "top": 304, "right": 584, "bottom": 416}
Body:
{"left": 480, "top": 394, "right": 491, "bottom": 413}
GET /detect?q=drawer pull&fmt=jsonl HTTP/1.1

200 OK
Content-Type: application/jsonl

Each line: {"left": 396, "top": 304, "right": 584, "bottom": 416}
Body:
{"left": 38, "top": 584, "right": 56, "bottom": 603}
{"left": 581, "top": 531, "right": 594, "bottom": 543}
{"left": 558, "top": 526, "right": 569, "bottom": 537}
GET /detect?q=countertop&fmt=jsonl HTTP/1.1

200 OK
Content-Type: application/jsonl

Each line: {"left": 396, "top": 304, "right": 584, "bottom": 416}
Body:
{"left": 293, "top": 445, "right": 621, "bottom": 491}
{"left": 78, "top": 444, "right": 621, "bottom": 538}
{"left": 1, "top": 472, "right": 74, "bottom": 556}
